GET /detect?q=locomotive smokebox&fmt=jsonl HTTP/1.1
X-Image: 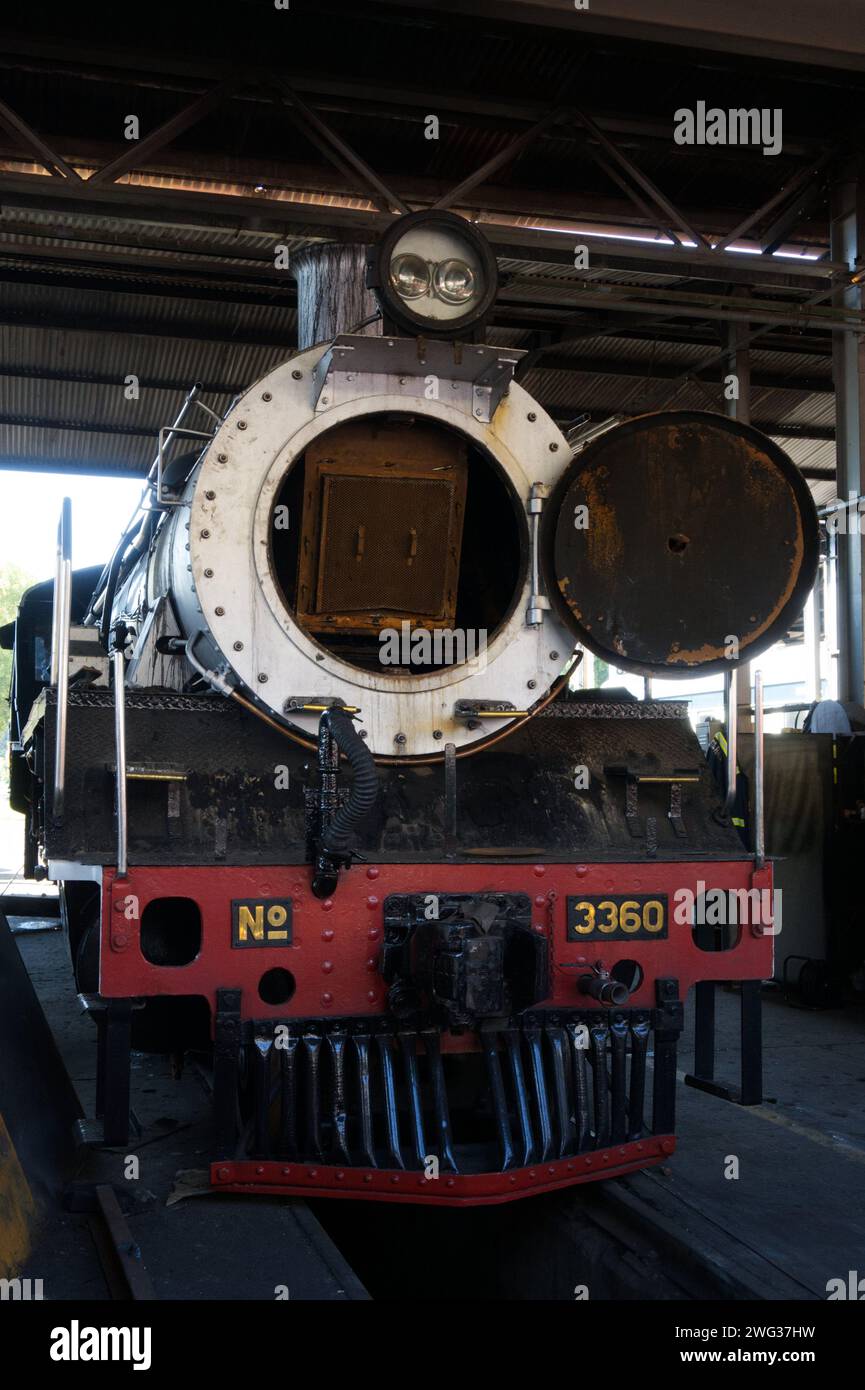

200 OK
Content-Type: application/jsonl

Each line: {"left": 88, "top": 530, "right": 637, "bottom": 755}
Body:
{"left": 140, "top": 211, "right": 818, "bottom": 763}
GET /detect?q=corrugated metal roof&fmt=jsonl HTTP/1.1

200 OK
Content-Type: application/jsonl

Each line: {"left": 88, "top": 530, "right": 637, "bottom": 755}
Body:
{"left": 0, "top": 9, "right": 843, "bottom": 482}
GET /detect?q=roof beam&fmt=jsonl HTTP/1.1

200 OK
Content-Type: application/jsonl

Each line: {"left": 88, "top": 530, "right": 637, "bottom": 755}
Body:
{"left": 0, "top": 260, "right": 297, "bottom": 309}
{"left": 530, "top": 354, "right": 833, "bottom": 394}
{"left": 432, "top": 107, "right": 563, "bottom": 210}
{"left": 271, "top": 78, "right": 409, "bottom": 216}
{"left": 0, "top": 307, "right": 295, "bottom": 347}
{"left": 0, "top": 364, "right": 256, "bottom": 395}
{"left": 0, "top": 414, "right": 158, "bottom": 437}
{"left": 87, "top": 77, "right": 238, "bottom": 186}
{"left": 0, "top": 167, "right": 838, "bottom": 274}
{"left": 546, "top": 404, "right": 834, "bottom": 441}
{"left": 712, "top": 152, "right": 833, "bottom": 253}
{"left": 0, "top": 40, "right": 831, "bottom": 157}
{"left": 497, "top": 282, "right": 864, "bottom": 333}
{"left": 570, "top": 106, "right": 712, "bottom": 250}
{"left": 0, "top": 95, "right": 82, "bottom": 180}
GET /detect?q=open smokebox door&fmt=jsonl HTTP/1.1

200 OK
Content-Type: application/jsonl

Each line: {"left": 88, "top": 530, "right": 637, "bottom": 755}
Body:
{"left": 541, "top": 410, "right": 820, "bottom": 677}
{"left": 294, "top": 418, "right": 467, "bottom": 642}
{"left": 270, "top": 413, "right": 527, "bottom": 681}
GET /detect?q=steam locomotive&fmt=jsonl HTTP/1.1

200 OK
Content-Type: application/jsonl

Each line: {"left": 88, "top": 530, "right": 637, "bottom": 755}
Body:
{"left": 4, "top": 210, "right": 818, "bottom": 1204}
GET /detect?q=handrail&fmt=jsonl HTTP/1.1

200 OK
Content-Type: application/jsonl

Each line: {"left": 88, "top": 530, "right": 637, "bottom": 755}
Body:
{"left": 112, "top": 634, "right": 128, "bottom": 879}
{"left": 754, "top": 669, "right": 765, "bottom": 869}
{"left": 52, "top": 498, "right": 72, "bottom": 820}
{"left": 723, "top": 666, "right": 737, "bottom": 814}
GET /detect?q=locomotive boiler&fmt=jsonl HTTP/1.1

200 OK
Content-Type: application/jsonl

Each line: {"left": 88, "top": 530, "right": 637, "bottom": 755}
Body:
{"left": 4, "top": 210, "right": 818, "bottom": 1204}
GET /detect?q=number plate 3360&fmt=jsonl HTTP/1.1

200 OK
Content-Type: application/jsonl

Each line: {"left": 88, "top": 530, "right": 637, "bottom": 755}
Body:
{"left": 566, "top": 894, "right": 667, "bottom": 940}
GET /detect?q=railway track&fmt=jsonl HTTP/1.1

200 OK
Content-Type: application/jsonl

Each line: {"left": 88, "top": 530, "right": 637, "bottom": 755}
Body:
{"left": 310, "top": 1169, "right": 814, "bottom": 1301}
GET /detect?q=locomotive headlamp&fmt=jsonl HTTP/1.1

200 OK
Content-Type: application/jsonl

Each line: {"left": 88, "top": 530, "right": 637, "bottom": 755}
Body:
{"left": 369, "top": 209, "right": 498, "bottom": 336}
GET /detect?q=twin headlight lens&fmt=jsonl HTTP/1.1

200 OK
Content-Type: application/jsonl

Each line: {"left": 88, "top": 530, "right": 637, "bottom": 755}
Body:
{"left": 371, "top": 210, "right": 497, "bottom": 334}
{"left": 390, "top": 252, "right": 477, "bottom": 305}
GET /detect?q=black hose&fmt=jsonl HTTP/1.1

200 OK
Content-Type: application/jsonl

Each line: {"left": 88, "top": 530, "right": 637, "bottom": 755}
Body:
{"left": 320, "top": 707, "right": 379, "bottom": 854}
{"left": 97, "top": 512, "right": 157, "bottom": 650}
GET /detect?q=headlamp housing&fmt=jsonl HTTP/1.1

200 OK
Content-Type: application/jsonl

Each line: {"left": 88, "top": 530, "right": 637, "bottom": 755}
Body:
{"left": 368, "top": 210, "right": 498, "bottom": 338}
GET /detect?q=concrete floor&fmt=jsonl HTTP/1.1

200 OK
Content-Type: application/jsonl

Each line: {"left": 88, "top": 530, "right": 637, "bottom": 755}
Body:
{"left": 667, "top": 986, "right": 865, "bottom": 1298}
{"left": 11, "top": 922, "right": 865, "bottom": 1300}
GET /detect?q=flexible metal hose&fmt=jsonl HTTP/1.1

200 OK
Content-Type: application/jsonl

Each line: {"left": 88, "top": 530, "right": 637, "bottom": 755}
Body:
{"left": 319, "top": 706, "right": 379, "bottom": 853}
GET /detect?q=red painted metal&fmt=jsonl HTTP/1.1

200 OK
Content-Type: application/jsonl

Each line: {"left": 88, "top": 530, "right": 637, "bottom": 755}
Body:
{"left": 100, "top": 860, "right": 774, "bottom": 1022}
{"left": 209, "top": 1135, "right": 676, "bottom": 1206}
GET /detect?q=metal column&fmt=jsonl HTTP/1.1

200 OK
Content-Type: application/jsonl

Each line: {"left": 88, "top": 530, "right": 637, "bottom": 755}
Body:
{"left": 831, "top": 162, "right": 865, "bottom": 705}
{"left": 724, "top": 318, "right": 753, "bottom": 733}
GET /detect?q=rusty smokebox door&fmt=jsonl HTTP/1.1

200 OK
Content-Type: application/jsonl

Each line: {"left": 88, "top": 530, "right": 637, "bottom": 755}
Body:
{"left": 296, "top": 417, "right": 468, "bottom": 636}
{"left": 541, "top": 410, "right": 819, "bottom": 676}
